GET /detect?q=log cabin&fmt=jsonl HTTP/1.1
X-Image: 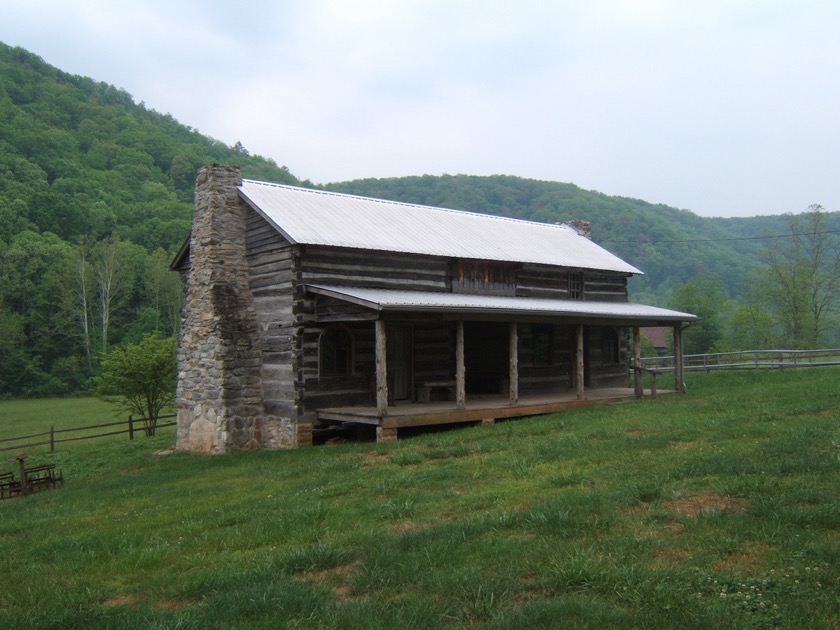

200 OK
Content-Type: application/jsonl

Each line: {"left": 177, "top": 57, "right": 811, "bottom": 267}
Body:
{"left": 171, "top": 165, "right": 696, "bottom": 452}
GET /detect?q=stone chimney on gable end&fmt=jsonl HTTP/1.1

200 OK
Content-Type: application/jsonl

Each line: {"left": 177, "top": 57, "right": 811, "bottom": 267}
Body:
{"left": 175, "top": 165, "right": 265, "bottom": 453}
{"left": 564, "top": 220, "right": 592, "bottom": 239}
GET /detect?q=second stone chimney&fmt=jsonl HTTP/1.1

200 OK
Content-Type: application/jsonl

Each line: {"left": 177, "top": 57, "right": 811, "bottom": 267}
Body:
{"left": 564, "top": 220, "right": 592, "bottom": 239}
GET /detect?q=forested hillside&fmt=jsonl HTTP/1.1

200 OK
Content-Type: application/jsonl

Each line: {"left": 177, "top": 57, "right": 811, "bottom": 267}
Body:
{"left": 1, "top": 42, "right": 837, "bottom": 398}
{"left": 0, "top": 43, "right": 303, "bottom": 397}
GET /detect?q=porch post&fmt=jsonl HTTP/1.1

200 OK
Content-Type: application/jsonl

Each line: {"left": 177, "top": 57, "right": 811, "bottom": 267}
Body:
{"left": 673, "top": 324, "right": 685, "bottom": 393}
{"left": 509, "top": 322, "right": 519, "bottom": 406}
{"left": 575, "top": 324, "right": 585, "bottom": 400}
{"left": 455, "top": 320, "right": 466, "bottom": 410}
{"left": 633, "top": 326, "right": 643, "bottom": 398}
{"left": 375, "top": 319, "right": 388, "bottom": 415}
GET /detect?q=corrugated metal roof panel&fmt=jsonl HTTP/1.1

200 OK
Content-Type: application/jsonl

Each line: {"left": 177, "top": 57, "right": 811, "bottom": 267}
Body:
{"left": 308, "top": 285, "right": 697, "bottom": 323}
{"left": 238, "top": 180, "right": 642, "bottom": 275}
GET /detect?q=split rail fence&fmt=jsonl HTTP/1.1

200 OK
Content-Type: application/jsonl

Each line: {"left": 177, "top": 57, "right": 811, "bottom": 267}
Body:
{"left": 0, "top": 414, "right": 176, "bottom": 454}
{"left": 640, "top": 348, "right": 840, "bottom": 374}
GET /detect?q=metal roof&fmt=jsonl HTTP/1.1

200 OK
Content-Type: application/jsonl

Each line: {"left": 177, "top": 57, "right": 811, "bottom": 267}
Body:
{"left": 308, "top": 285, "right": 697, "bottom": 325}
{"left": 238, "top": 180, "right": 642, "bottom": 275}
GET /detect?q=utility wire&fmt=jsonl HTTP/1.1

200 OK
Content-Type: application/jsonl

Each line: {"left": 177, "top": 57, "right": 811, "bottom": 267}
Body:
{"left": 600, "top": 229, "right": 840, "bottom": 245}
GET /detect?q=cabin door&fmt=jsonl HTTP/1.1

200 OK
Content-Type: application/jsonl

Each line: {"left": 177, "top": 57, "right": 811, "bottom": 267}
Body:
{"left": 464, "top": 322, "right": 508, "bottom": 394}
{"left": 387, "top": 324, "right": 413, "bottom": 402}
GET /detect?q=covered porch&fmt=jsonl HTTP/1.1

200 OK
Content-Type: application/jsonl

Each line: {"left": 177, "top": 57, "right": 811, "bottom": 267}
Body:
{"left": 307, "top": 285, "right": 696, "bottom": 442}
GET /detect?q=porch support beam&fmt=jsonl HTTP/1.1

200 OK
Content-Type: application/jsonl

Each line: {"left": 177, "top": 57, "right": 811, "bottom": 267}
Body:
{"left": 455, "top": 320, "right": 466, "bottom": 409}
{"left": 673, "top": 324, "right": 686, "bottom": 393}
{"left": 375, "top": 319, "right": 388, "bottom": 415}
{"left": 575, "top": 324, "right": 585, "bottom": 400}
{"left": 633, "top": 326, "right": 643, "bottom": 398}
{"left": 509, "top": 322, "right": 519, "bottom": 406}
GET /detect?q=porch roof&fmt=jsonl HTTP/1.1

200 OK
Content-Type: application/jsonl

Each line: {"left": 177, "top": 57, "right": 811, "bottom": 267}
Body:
{"left": 308, "top": 285, "right": 697, "bottom": 326}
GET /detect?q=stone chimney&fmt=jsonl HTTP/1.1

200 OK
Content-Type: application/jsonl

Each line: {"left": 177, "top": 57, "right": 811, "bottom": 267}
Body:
{"left": 175, "top": 165, "right": 265, "bottom": 453}
{"left": 564, "top": 220, "right": 592, "bottom": 239}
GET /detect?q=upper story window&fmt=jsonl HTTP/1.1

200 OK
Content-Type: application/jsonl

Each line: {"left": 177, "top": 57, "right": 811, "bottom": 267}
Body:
{"left": 568, "top": 272, "right": 583, "bottom": 300}
{"left": 450, "top": 259, "right": 517, "bottom": 295}
{"left": 320, "top": 326, "right": 353, "bottom": 377}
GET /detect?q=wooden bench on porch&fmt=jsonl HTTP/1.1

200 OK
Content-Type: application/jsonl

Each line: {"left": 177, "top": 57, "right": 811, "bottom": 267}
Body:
{"left": 417, "top": 380, "right": 456, "bottom": 403}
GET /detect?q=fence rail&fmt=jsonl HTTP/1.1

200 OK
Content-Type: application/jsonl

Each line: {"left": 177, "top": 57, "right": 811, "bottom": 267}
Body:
{"left": 640, "top": 348, "right": 840, "bottom": 373}
{"left": 0, "top": 414, "right": 176, "bottom": 453}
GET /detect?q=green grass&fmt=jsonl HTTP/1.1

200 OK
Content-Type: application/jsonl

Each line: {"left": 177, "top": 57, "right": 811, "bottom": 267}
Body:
{"left": 0, "top": 397, "right": 172, "bottom": 454}
{"left": 0, "top": 397, "right": 118, "bottom": 436}
{"left": 1, "top": 370, "right": 839, "bottom": 628}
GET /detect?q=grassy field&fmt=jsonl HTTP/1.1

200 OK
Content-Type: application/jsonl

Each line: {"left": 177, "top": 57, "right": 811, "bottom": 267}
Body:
{"left": 1, "top": 369, "right": 839, "bottom": 628}
{"left": 0, "top": 396, "right": 117, "bottom": 436}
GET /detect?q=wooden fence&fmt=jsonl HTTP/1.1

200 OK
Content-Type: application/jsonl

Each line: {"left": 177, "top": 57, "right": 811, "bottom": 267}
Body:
{"left": 0, "top": 414, "right": 176, "bottom": 454}
{"left": 640, "top": 348, "right": 840, "bottom": 373}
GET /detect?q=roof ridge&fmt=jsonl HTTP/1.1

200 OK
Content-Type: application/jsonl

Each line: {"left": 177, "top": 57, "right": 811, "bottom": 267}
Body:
{"left": 239, "top": 179, "right": 575, "bottom": 230}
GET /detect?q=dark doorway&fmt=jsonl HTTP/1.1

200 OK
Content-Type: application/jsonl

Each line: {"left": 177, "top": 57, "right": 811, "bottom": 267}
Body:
{"left": 464, "top": 322, "right": 508, "bottom": 394}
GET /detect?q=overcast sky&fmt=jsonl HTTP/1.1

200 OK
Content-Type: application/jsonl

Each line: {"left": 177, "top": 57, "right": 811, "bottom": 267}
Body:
{"left": 2, "top": 1, "right": 838, "bottom": 218}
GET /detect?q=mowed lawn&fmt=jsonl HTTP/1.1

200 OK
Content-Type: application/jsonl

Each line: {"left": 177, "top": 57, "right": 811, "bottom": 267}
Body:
{"left": 1, "top": 369, "right": 838, "bottom": 629}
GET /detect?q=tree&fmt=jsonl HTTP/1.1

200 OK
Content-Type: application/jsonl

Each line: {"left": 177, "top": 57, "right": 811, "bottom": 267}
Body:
{"left": 669, "top": 275, "right": 726, "bottom": 354}
{"left": 71, "top": 240, "right": 95, "bottom": 374}
{"left": 145, "top": 248, "right": 184, "bottom": 336}
{"left": 722, "top": 299, "right": 776, "bottom": 351}
{"left": 94, "top": 334, "right": 177, "bottom": 436}
{"left": 754, "top": 207, "right": 840, "bottom": 349}
{"left": 92, "top": 236, "right": 144, "bottom": 352}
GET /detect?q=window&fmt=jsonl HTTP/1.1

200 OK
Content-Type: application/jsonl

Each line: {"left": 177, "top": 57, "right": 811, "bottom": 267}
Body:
{"left": 602, "top": 328, "right": 621, "bottom": 365}
{"left": 532, "top": 324, "right": 554, "bottom": 366}
{"left": 320, "top": 326, "right": 352, "bottom": 377}
{"left": 568, "top": 272, "right": 583, "bottom": 300}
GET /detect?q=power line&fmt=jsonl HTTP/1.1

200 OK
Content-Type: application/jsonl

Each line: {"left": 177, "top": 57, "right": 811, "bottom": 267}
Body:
{"left": 600, "top": 229, "right": 840, "bottom": 245}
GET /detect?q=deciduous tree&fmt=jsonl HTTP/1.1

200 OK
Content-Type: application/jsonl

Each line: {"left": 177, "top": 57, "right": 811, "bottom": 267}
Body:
{"left": 754, "top": 207, "right": 840, "bottom": 349}
{"left": 669, "top": 275, "right": 726, "bottom": 354}
{"left": 94, "top": 334, "right": 177, "bottom": 435}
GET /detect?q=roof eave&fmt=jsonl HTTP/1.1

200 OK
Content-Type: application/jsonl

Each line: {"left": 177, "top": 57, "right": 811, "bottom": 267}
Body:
{"left": 307, "top": 286, "right": 697, "bottom": 325}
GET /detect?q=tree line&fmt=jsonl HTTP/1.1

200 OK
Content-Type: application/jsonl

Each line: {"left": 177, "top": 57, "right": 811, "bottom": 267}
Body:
{"left": 669, "top": 207, "right": 840, "bottom": 354}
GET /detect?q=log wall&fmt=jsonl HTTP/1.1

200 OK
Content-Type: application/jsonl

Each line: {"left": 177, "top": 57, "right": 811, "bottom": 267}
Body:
{"left": 516, "top": 264, "right": 628, "bottom": 302}
{"left": 244, "top": 211, "right": 301, "bottom": 426}
{"left": 300, "top": 246, "right": 449, "bottom": 291}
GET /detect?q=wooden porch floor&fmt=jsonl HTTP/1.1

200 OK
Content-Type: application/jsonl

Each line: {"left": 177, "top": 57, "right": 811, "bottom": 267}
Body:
{"left": 317, "top": 387, "right": 674, "bottom": 432}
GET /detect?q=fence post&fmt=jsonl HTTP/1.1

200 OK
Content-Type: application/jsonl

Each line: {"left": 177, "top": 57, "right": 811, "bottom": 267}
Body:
{"left": 50, "top": 426, "right": 55, "bottom": 452}
{"left": 129, "top": 415, "right": 134, "bottom": 441}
